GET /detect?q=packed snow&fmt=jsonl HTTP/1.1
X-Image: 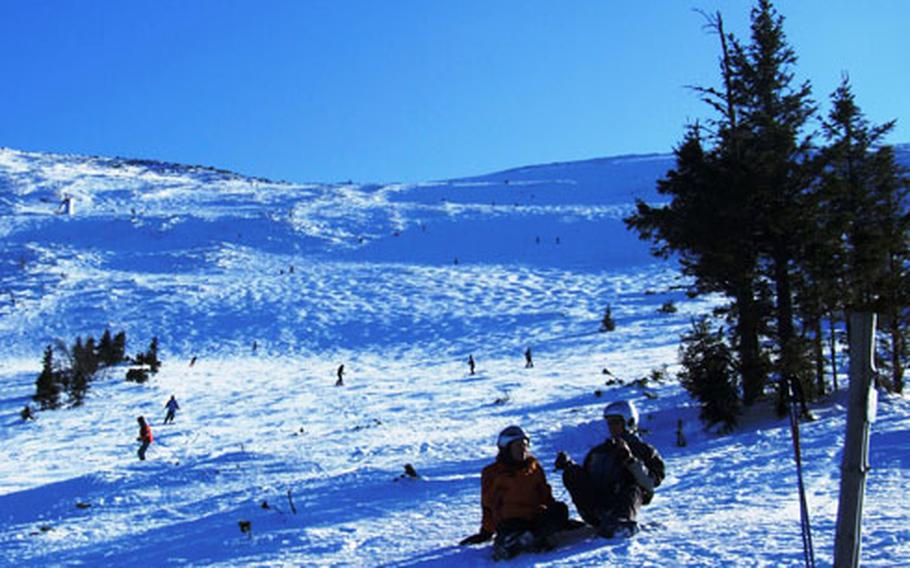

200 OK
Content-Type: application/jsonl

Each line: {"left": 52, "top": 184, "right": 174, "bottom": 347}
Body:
{"left": 1, "top": 146, "right": 908, "bottom": 566}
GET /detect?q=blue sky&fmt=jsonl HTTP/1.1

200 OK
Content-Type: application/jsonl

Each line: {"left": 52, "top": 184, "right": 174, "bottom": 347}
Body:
{"left": 0, "top": 1, "right": 906, "bottom": 183}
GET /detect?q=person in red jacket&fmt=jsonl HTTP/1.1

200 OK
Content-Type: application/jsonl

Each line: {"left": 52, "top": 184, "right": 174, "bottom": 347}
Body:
{"left": 137, "top": 416, "right": 153, "bottom": 461}
{"left": 460, "top": 425, "right": 569, "bottom": 560}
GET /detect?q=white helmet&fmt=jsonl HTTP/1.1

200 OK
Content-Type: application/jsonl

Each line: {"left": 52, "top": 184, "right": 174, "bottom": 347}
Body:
{"left": 497, "top": 425, "right": 529, "bottom": 449}
{"left": 604, "top": 400, "right": 638, "bottom": 430}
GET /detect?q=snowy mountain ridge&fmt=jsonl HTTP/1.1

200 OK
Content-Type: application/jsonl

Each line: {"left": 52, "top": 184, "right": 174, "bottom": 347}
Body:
{"left": 1, "top": 146, "right": 908, "bottom": 567}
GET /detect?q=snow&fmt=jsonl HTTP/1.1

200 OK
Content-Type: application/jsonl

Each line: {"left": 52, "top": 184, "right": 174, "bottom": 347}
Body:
{"left": 1, "top": 146, "right": 909, "bottom": 566}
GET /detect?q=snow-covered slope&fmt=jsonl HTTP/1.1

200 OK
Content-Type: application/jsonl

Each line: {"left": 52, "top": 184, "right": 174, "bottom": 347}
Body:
{"left": 1, "top": 146, "right": 908, "bottom": 567}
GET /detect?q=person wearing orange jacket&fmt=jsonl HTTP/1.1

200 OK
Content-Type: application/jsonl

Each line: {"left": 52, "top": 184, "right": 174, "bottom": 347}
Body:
{"left": 460, "top": 425, "right": 569, "bottom": 560}
{"left": 137, "top": 416, "right": 153, "bottom": 461}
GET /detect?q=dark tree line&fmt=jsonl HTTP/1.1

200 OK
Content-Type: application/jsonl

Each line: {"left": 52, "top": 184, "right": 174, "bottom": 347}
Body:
{"left": 626, "top": 0, "right": 910, "bottom": 427}
{"left": 33, "top": 330, "right": 161, "bottom": 408}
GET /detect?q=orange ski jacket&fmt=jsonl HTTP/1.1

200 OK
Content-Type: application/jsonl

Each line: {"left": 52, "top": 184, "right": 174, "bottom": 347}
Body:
{"left": 480, "top": 456, "right": 555, "bottom": 533}
{"left": 139, "top": 423, "right": 153, "bottom": 443}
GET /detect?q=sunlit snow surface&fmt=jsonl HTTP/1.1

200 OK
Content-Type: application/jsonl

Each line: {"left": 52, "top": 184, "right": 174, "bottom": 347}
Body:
{"left": 1, "top": 147, "right": 908, "bottom": 566}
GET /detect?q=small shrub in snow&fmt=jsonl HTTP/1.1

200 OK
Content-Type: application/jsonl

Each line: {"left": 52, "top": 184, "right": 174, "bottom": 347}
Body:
{"left": 600, "top": 304, "right": 616, "bottom": 332}
{"left": 677, "top": 317, "right": 740, "bottom": 432}
{"left": 658, "top": 300, "right": 678, "bottom": 314}
{"left": 126, "top": 368, "right": 150, "bottom": 383}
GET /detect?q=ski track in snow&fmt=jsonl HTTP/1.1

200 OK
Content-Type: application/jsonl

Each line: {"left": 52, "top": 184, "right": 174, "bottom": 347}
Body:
{"left": 1, "top": 146, "right": 909, "bottom": 567}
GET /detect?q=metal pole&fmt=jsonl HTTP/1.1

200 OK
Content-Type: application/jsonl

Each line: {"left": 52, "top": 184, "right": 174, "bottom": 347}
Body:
{"left": 834, "top": 312, "right": 877, "bottom": 568}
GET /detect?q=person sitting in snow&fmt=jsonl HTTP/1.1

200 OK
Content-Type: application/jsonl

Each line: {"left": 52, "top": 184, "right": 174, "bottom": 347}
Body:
{"left": 554, "top": 400, "right": 664, "bottom": 538}
{"left": 136, "top": 416, "right": 154, "bottom": 461}
{"left": 163, "top": 395, "right": 180, "bottom": 424}
{"left": 460, "top": 425, "right": 569, "bottom": 560}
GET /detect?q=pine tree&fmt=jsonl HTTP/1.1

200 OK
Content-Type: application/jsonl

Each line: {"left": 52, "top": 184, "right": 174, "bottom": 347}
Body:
{"left": 678, "top": 318, "right": 741, "bottom": 431}
{"left": 34, "top": 346, "right": 61, "bottom": 409}
{"left": 628, "top": 1, "right": 818, "bottom": 408}
{"left": 67, "top": 337, "right": 91, "bottom": 406}
{"left": 148, "top": 337, "right": 160, "bottom": 373}
{"left": 112, "top": 331, "right": 127, "bottom": 363}
{"left": 726, "top": 0, "right": 817, "bottom": 407}
{"left": 68, "top": 369, "right": 88, "bottom": 406}
{"left": 816, "top": 76, "right": 910, "bottom": 392}
{"left": 97, "top": 329, "right": 115, "bottom": 366}
{"left": 627, "top": 120, "right": 769, "bottom": 405}
{"left": 82, "top": 336, "right": 99, "bottom": 376}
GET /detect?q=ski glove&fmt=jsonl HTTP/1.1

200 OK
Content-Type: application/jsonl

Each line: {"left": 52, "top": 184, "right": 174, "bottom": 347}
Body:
{"left": 614, "top": 439, "right": 633, "bottom": 464}
{"left": 626, "top": 458, "right": 655, "bottom": 493}
{"left": 459, "top": 530, "right": 493, "bottom": 545}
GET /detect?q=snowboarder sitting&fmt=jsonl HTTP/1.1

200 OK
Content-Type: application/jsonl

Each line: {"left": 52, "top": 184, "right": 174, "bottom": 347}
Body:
{"left": 460, "top": 425, "right": 569, "bottom": 560}
{"left": 136, "top": 416, "right": 154, "bottom": 461}
{"left": 163, "top": 395, "right": 180, "bottom": 424}
{"left": 555, "top": 400, "right": 664, "bottom": 538}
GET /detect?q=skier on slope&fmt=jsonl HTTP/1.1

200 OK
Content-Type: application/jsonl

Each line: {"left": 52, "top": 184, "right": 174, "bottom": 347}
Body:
{"left": 336, "top": 364, "right": 345, "bottom": 386}
{"left": 136, "top": 416, "right": 154, "bottom": 461}
{"left": 554, "top": 400, "right": 665, "bottom": 538}
{"left": 460, "top": 426, "right": 569, "bottom": 560}
{"left": 524, "top": 347, "right": 534, "bottom": 368}
{"left": 468, "top": 354, "right": 476, "bottom": 376}
{"left": 163, "top": 395, "right": 180, "bottom": 424}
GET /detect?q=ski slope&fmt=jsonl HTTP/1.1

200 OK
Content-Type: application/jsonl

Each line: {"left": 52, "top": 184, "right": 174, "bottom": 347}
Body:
{"left": 1, "top": 146, "right": 908, "bottom": 566}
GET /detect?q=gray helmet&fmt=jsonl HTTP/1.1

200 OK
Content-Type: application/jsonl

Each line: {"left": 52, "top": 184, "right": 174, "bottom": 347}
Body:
{"left": 603, "top": 400, "right": 638, "bottom": 430}
{"left": 497, "top": 425, "right": 529, "bottom": 449}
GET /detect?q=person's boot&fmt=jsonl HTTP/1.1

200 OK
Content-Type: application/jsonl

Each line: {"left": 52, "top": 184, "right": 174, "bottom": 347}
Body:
{"left": 492, "top": 530, "right": 534, "bottom": 561}
{"left": 564, "top": 518, "right": 587, "bottom": 530}
{"left": 598, "top": 517, "right": 638, "bottom": 539}
{"left": 532, "top": 532, "right": 558, "bottom": 552}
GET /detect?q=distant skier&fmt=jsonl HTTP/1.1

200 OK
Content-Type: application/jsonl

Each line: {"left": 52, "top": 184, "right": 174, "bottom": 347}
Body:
{"left": 189, "top": 355, "right": 197, "bottom": 368}
{"left": 554, "top": 400, "right": 665, "bottom": 538}
{"left": 20, "top": 405, "right": 35, "bottom": 421}
{"left": 468, "top": 355, "right": 476, "bottom": 376}
{"left": 136, "top": 416, "right": 154, "bottom": 461}
{"left": 336, "top": 364, "right": 345, "bottom": 386}
{"left": 252, "top": 341, "right": 258, "bottom": 353}
{"left": 58, "top": 193, "right": 74, "bottom": 215}
{"left": 524, "top": 347, "right": 534, "bottom": 369}
{"left": 459, "top": 425, "right": 569, "bottom": 560}
{"left": 163, "top": 395, "right": 180, "bottom": 424}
